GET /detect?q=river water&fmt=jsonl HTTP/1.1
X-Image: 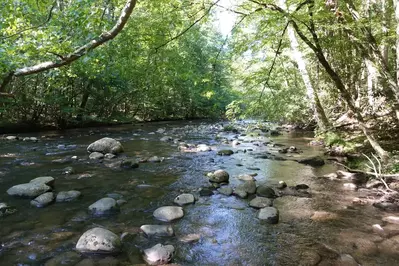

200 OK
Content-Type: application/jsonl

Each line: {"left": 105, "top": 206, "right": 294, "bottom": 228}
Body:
{"left": 0, "top": 121, "right": 397, "bottom": 265}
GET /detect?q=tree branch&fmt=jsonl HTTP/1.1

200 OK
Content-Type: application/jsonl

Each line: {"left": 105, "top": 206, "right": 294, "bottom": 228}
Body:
{"left": 0, "top": 0, "right": 137, "bottom": 92}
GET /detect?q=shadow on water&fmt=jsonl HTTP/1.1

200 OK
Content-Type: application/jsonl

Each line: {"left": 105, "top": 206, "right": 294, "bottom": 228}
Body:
{"left": 0, "top": 121, "right": 397, "bottom": 265}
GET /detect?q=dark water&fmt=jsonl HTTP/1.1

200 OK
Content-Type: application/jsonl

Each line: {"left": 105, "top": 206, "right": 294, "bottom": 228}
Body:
{"left": 0, "top": 121, "right": 396, "bottom": 265}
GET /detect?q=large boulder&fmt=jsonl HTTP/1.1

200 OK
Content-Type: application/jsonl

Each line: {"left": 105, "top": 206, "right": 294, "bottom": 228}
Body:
{"left": 173, "top": 193, "right": 195, "bottom": 206}
{"left": 208, "top": 170, "right": 229, "bottom": 183}
{"left": 143, "top": 243, "right": 175, "bottom": 265}
{"left": 56, "top": 191, "right": 81, "bottom": 202}
{"left": 76, "top": 227, "right": 121, "bottom": 254}
{"left": 30, "top": 192, "right": 55, "bottom": 207}
{"left": 256, "top": 185, "right": 277, "bottom": 198}
{"left": 140, "top": 225, "right": 174, "bottom": 237}
{"left": 88, "top": 198, "right": 119, "bottom": 215}
{"left": 7, "top": 183, "right": 51, "bottom": 197}
{"left": 87, "top": 137, "right": 124, "bottom": 154}
{"left": 153, "top": 206, "right": 184, "bottom": 222}
{"left": 258, "top": 207, "right": 279, "bottom": 224}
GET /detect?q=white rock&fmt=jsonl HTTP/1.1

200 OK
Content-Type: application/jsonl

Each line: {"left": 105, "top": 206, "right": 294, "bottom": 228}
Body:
{"left": 174, "top": 193, "right": 195, "bottom": 206}
{"left": 153, "top": 206, "right": 184, "bottom": 222}
{"left": 76, "top": 227, "right": 121, "bottom": 254}
{"left": 143, "top": 244, "right": 174, "bottom": 265}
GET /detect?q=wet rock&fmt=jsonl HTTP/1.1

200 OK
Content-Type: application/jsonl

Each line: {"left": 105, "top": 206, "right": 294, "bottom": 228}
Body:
{"left": 297, "top": 156, "right": 325, "bottom": 167}
{"left": 234, "top": 188, "right": 248, "bottom": 198}
{"left": 343, "top": 183, "right": 357, "bottom": 191}
{"left": 143, "top": 243, "right": 174, "bottom": 265}
{"left": 29, "top": 176, "right": 55, "bottom": 187}
{"left": 7, "top": 183, "right": 51, "bottom": 197}
{"left": 336, "top": 254, "right": 359, "bottom": 266}
{"left": 310, "top": 211, "right": 338, "bottom": 222}
{"left": 56, "top": 191, "right": 81, "bottom": 202}
{"left": 87, "top": 137, "right": 124, "bottom": 154}
{"left": 62, "top": 166, "right": 75, "bottom": 175}
{"left": 30, "top": 192, "right": 55, "bottom": 207}
{"left": 153, "top": 206, "right": 184, "bottom": 222}
{"left": 383, "top": 216, "right": 399, "bottom": 225}
{"left": 140, "top": 225, "right": 174, "bottom": 237}
{"left": 117, "top": 199, "right": 127, "bottom": 206}
{"left": 0, "top": 202, "right": 17, "bottom": 217}
{"left": 104, "top": 153, "right": 116, "bottom": 159}
{"left": 218, "top": 186, "right": 233, "bottom": 196}
{"left": 5, "top": 136, "right": 18, "bottom": 141}
{"left": 372, "top": 224, "right": 386, "bottom": 237}
{"left": 277, "top": 181, "right": 287, "bottom": 189}
{"left": 235, "top": 180, "right": 256, "bottom": 197}
{"left": 179, "top": 233, "right": 201, "bottom": 243}
{"left": 217, "top": 149, "right": 234, "bottom": 156}
{"left": 197, "top": 144, "right": 212, "bottom": 152}
{"left": 256, "top": 185, "right": 277, "bottom": 198}
{"left": 366, "top": 179, "right": 383, "bottom": 189}
{"left": 208, "top": 170, "right": 229, "bottom": 183}
{"left": 249, "top": 197, "right": 273, "bottom": 209}
{"left": 174, "top": 193, "right": 195, "bottom": 206}
{"left": 258, "top": 207, "right": 279, "bottom": 224}
{"left": 147, "top": 156, "right": 163, "bottom": 163}
{"left": 88, "top": 198, "right": 120, "bottom": 215}
{"left": 89, "top": 152, "right": 104, "bottom": 160}
{"left": 295, "top": 184, "right": 309, "bottom": 190}
{"left": 23, "top": 137, "right": 38, "bottom": 142}
{"left": 379, "top": 235, "right": 399, "bottom": 257}
{"left": 322, "top": 172, "right": 339, "bottom": 180}
{"left": 76, "top": 227, "right": 121, "bottom": 254}
{"left": 156, "top": 128, "right": 166, "bottom": 134}
{"left": 160, "top": 136, "right": 173, "bottom": 142}
{"left": 44, "top": 251, "right": 81, "bottom": 266}
{"left": 237, "top": 174, "right": 255, "bottom": 181}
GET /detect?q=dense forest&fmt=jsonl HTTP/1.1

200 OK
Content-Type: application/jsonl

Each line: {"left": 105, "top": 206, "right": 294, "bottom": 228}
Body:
{"left": 2, "top": 0, "right": 399, "bottom": 160}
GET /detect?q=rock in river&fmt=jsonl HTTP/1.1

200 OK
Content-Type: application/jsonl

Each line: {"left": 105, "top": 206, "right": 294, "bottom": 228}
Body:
{"left": 7, "top": 183, "right": 51, "bottom": 197}
{"left": 217, "top": 149, "right": 234, "bottom": 156}
{"left": 218, "top": 186, "right": 233, "bottom": 196}
{"left": 30, "top": 192, "right": 55, "bottom": 207}
{"left": 249, "top": 197, "right": 273, "bottom": 209}
{"left": 0, "top": 202, "right": 17, "bottom": 217}
{"left": 140, "top": 225, "right": 174, "bottom": 237}
{"left": 297, "top": 156, "right": 325, "bottom": 167}
{"left": 89, "top": 152, "right": 104, "bottom": 160}
{"left": 258, "top": 207, "right": 279, "bottom": 224}
{"left": 87, "top": 137, "right": 124, "bottom": 154}
{"left": 29, "top": 176, "right": 55, "bottom": 187}
{"left": 88, "top": 198, "right": 119, "bottom": 215}
{"left": 208, "top": 169, "right": 229, "bottom": 183}
{"left": 56, "top": 190, "right": 81, "bottom": 202}
{"left": 174, "top": 193, "right": 195, "bottom": 206}
{"left": 76, "top": 227, "right": 121, "bottom": 254}
{"left": 143, "top": 243, "right": 175, "bottom": 265}
{"left": 153, "top": 206, "right": 184, "bottom": 222}
{"left": 256, "top": 185, "right": 277, "bottom": 198}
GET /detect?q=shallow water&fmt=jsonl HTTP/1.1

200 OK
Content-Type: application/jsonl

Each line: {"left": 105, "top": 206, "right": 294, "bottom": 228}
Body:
{"left": 0, "top": 121, "right": 397, "bottom": 265}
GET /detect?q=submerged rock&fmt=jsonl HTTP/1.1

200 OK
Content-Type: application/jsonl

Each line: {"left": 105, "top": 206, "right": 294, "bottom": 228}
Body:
{"left": 56, "top": 191, "right": 81, "bottom": 202}
{"left": 143, "top": 243, "right": 174, "bottom": 265}
{"left": 234, "top": 180, "right": 256, "bottom": 198}
{"left": 297, "top": 156, "right": 325, "bottom": 167}
{"left": 140, "top": 225, "right": 174, "bottom": 237}
{"left": 153, "top": 206, "right": 184, "bottom": 222}
{"left": 0, "top": 202, "right": 17, "bottom": 217}
{"left": 258, "top": 207, "right": 279, "bottom": 224}
{"left": 237, "top": 174, "right": 255, "bottom": 181}
{"left": 218, "top": 186, "right": 233, "bottom": 196}
{"left": 87, "top": 137, "right": 124, "bottom": 154}
{"left": 174, "top": 193, "right": 195, "bottom": 206}
{"left": 30, "top": 192, "right": 55, "bottom": 207}
{"left": 76, "top": 227, "right": 121, "bottom": 254}
{"left": 7, "top": 183, "right": 51, "bottom": 197}
{"left": 88, "top": 198, "right": 119, "bottom": 215}
{"left": 217, "top": 149, "right": 234, "bottom": 156}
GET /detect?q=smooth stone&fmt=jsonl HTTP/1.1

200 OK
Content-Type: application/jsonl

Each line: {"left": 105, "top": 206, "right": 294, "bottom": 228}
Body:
{"left": 147, "top": 156, "right": 163, "bottom": 163}
{"left": 336, "top": 254, "right": 359, "bottom": 266}
{"left": 62, "top": 166, "right": 75, "bottom": 175}
{"left": 258, "top": 207, "right": 279, "bottom": 224}
{"left": 143, "top": 243, "right": 174, "bottom": 265}
{"left": 218, "top": 186, "right": 233, "bottom": 196}
{"left": 383, "top": 216, "right": 399, "bottom": 225}
{"left": 197, "top": 144, "right": 212, "bottom": 152}
{"left": 237, "top": 174, "right": 255, "bottom": 181}
{"left": 120, "top": 159, "right": 139, "bottom": 169}
{"left": 379, "top": 235, "right": 399, "bottom": 256}
{"left": 277, "top": 181, "right": 287, "bottom": 189}
{"left": 249, "top": 197, "right": 273, "bottom": 208}
{"left": 174, "top": 193, "right": 195, "bottom": 206}
{"left": 104, "top": 153, "right": 116, "bottom": 159}
{"left": 179, "top": 233, "right": 201, "bottom": 243}
{"left": 88, "top": 198, "right": 119, "bottom": 215}
{"left": 199, "top": 188, "right": 214, "bottom": 196}
{"left": 343, "top": 183, "right": 357, "bottom": 191}
{"left": 238, "top": 180, "right": 256, "bottom": 194}
{"left": 217, "top": 149, "right": 234, "bottom": 156}
{"left": 140, "top": 225, "right": 174, "bottom": 237}
{"left": 208, "top": 170, "right": 229, "bottom": 183}
{"left": 153, "top": 206, "right": 184, "bottom": 222}
{"left": 160, "top": 136, "right": 173, "bottom": 142}
{"left": 234, "top": 189, "right": 247, "bottom": 198}
{"left": 372, "top": 224, "right": 386, "bottom": 237}
{"left": 56, "top": 191, "right": 81, "bottom": 202}
{"left": 7, "top": 183, "right": 51, "bottom": 197}
{"left": 116, "top": 199, "right": 127, "bottom": 206}
{"left": 30, "top": 192, "right": 55, "bottom": 207}
{"left": 297, "top": 156, "right": 325, "bottom": 167}
{"left": 76, "top": 227, "right": 121, "bottom": 254}
{"left": 30, "top": 176, "right": 55, "bottom": 187}
{"left": 256, "top": 185, "right": 277, "bottom": 198}
{"left": 295, "top": 184, "right": 309, "bottom": 190}
{"left": 89, "top": 152, "right": 104, "bottom": 160}
{"left": 87, "top": 137, "right": 124, "bottom": 154}
{"left": 5, "top": 136, "right": 18, "bottom": 140}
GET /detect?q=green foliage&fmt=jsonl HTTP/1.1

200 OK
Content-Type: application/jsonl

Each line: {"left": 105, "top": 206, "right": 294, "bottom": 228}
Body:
{"left": 323, "top": 132, "right": 346, "bottom": 147}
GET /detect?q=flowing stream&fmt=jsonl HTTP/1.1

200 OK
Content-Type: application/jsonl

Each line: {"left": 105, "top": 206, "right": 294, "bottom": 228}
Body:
{"left": 0, "top": 121, "right": 397, "bottom": 266}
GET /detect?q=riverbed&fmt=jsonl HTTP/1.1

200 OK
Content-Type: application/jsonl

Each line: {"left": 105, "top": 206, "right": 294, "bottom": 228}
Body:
{"left": 0, "top": 121, "right": 397, "bottom": 265}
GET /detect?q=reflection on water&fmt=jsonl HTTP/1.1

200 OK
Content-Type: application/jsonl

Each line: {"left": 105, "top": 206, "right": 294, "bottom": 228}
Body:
{"left": 0, "top": 121, "right": 397, "bottom": 265}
